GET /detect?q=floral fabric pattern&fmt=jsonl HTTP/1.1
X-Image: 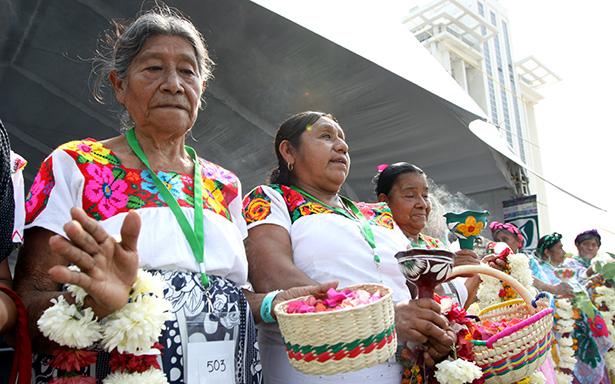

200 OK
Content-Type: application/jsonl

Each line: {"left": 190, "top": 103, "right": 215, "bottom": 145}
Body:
{"left": 25, "top": 139, "right": 239, "bottom": 222}
{"left": 409, "top": 233, "right": 446, "bottom": 250}
{"left": 25, "top": 156, "right": 55, "bottom": 223}
{"left": 242, "top": 184, "right": 395, "bottom": 229}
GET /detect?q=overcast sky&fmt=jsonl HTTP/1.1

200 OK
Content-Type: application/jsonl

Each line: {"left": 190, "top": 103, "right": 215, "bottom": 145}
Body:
{"left": 499, "top": 0, "right": 615, "bottom": 252}
{"left": 385, "top": 0, "right": 615, "bottom": 252}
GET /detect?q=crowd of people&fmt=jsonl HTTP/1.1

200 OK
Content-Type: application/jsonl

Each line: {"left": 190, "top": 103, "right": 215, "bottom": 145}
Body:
{"left": 0, "top": 4, "right": 613, "bottom": 384}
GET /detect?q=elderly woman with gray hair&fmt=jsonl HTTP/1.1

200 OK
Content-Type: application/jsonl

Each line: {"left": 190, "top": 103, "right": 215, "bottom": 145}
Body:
{"left": 14, "top": 6, "right": 330, "bottom": 383}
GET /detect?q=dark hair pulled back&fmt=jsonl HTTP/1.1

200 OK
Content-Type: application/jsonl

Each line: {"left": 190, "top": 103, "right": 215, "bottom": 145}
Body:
{"left": 374, "top": 162, "right": 424, "bottom": 196}
{"left": 269, "top": 111, "right": 337, "bottom": 185}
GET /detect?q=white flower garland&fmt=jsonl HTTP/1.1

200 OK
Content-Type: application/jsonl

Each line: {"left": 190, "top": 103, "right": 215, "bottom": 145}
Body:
{"left": 103, "top": 367, "right": 169, "bottom": 384}
{"left": 528, "top": 371, "right": 546, "bottom": 384}
{"left": 434, "top": 359, "right": 483, "bottom": 384}
{"left": 101, "top": 270, "right": 172, "bottom": 354}
{"left": 37, "top": 295, "right": 102, "bottom": 348}
{"left": 593, "top": 284, "right": 615, "bottom": 375}
{"left": 605, "top": 350, "right": 615, "bottom": 376}
{"left": 553, "top": 298, "right": 577, "bottom": 375}
{"left": 476, "top": 246, "right": 535, "bottom": 308}
{"left": 593, "top": 285, "right": 615, "bottom": 335}
{"left": 38, "top": 268, "right": 171, "bottom": 383}
{"left": 555, "top": 371, "right": 574, "bottom": 384}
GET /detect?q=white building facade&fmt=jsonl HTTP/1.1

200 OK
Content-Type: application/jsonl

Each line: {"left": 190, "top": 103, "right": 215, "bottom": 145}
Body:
{"left": 404, "top": 0, "right": 559, "bottom": 232}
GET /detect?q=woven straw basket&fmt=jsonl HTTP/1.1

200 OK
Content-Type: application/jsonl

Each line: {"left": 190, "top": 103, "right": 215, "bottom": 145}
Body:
{"left": 274, "top": 283, "right": 397, "bottom": 375}
{"left": 450, "top": 265, "right": 554, "bottom": 384}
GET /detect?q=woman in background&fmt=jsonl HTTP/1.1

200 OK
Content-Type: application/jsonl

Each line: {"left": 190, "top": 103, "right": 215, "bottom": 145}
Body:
{"left": 534, "top": 233, "right": 613, "bottom": 384}
{"left": 374, "top": 162, "right": 482, "bottom": 307}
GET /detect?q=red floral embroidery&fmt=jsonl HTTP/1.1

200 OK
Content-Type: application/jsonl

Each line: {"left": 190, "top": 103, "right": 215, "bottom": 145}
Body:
{"left": 25, "top": 156, "right": 55, "bottom": 224}
{"left": 28, "top": 139, "right": 238, "bottom": 223}
{"left": 243, "top": 186, "right": 396, "bottom": 229}
{"left": 357, "top": 202, "right": 395, "bottom": 230}
{"left": 282, "top": 186, "right": 307, "bottom": 211}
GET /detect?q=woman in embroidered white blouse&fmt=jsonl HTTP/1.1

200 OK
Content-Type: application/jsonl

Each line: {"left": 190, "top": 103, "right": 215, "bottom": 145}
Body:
{"left": 243, "top": 111, "right": 455, "bottom": 384}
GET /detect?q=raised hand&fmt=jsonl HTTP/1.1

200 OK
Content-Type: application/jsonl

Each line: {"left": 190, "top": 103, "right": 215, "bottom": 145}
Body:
{"left": 48, "top": 207, "right": 141, "bottom": 318}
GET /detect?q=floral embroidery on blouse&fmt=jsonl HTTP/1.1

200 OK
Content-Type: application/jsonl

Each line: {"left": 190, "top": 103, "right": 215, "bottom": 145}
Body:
{"left": 25, "top": 139, "right": 238, "bottom": 223}
{"left": 409, "top": 233, "right": 445, "bottom": 249}
{"left": 243, "top": 184, "right": 395, "bottom": 229}
{"left": 356, "top": 202, "right": 395, "bottom": 230}
{"left": 25, "top": 156, "right": 55, "bottom": 223}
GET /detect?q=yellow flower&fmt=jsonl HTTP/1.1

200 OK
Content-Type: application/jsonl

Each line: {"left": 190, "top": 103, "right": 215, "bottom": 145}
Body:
{"left": 60, "top": 140, "right": 111, "bottom": 165}
{"left": 456, "top": 216, "right": 484, "bottom": 237}
{"left": 245, "top": 198, "right": 271, "bottom": 223}
{"left": 203, "top": 178, "right": 226, "bottom": 214}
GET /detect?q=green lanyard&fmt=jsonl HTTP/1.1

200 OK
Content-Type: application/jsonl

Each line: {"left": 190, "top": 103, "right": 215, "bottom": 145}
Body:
{"left": 290, "top": 186, "right": 381, "bottom": 265}
{"left": 125, "top": 128, "right": 208, "bottom": 287}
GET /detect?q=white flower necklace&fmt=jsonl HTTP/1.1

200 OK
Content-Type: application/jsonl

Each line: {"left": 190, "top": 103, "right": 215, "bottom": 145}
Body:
{"left": 476, "top": 243, "right": 535, "bottom": 308}
{"left": 38, "top": 268, "right": 172, "bottom": 383}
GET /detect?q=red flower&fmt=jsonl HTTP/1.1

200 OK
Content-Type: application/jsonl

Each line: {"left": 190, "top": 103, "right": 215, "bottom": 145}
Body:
{"left": 109, "top": 345, "right": 162, "bottom": 373}
{"left": 359, "top": 206, "right": 376, "bottom": 221}
{"left": 456, "top": 329, "right": 476, "bottom": 361}
{"left": 50, "top": 377, "right": 96, "bottom": 384}
{"left": 49, "top": 349, "right": 98, "bottom": 372}
{"left": 588, "top": 314, "right": 609, "bottom": 337}
{"left": 284, "top": 189, "right": 307, "bottom": 211}
{"left": 447, "top": 303, "right": 472, "bottom": 327}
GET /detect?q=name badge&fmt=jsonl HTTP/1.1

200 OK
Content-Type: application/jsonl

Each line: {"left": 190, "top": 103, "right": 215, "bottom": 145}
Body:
{"left": 187, "top": 339, "right": 235, "bottom": 383}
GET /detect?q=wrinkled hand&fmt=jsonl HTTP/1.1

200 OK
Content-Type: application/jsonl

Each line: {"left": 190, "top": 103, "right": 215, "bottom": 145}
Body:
{"left": 481, "top": 254, "right": 508, "bottom": 271}
{"left": 271, "top": 281, "right": 339, "bottom": 319}
{"left": 552, "top": 282, "right": 574, "bottom": 297}
{"left": 454, "top": 250, "right": 480, "bottom": 267}
{"left": 424, "top": 329, "right": 456, "bottom": 366}
{"left": 48, "top": 207, "right": 140, "bottom": 318}
{"left": 395, "top": 298, "right": 451, "bottom": 345}
{"left": 453, "top": 250, "right": 481, "bottom": 277}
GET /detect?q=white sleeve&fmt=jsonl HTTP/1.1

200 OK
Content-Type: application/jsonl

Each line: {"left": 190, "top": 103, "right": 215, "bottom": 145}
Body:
{"left": 24, "top": 150, "right": 84, "bottom": 238}
{"left": 10, "top": 151, "right": 26, "bottom": 243}
{"left": 450, "top": 277, "right": 468, "bottom": 306}
{"left": 228, "top": 178, "right": 248, "bottom": 239}
{"left": 243, "top": 185, "right": 292, "bottom": 232}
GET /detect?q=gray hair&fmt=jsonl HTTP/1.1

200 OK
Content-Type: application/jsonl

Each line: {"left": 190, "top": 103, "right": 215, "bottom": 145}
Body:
{"left": 92, "top": 4, "right": 214, "bottom": 126}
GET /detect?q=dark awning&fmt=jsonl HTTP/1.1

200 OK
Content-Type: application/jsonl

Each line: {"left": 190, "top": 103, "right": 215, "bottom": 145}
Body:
{"left": 1, "top": 0, "right": 515, "bottom": 206}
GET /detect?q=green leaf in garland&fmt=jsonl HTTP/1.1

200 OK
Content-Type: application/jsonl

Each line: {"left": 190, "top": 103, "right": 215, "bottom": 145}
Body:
{"left": 112, "top": 167, "right": 126, "bottom": 181}
{"left": 575, "top": 293, "right": 597, "bottom": 318}
{"left": 594, "top": 261, "right": 615, "bottom": 280}
{"left": 126, "top": 195, "right": 145, "bottom": 209}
